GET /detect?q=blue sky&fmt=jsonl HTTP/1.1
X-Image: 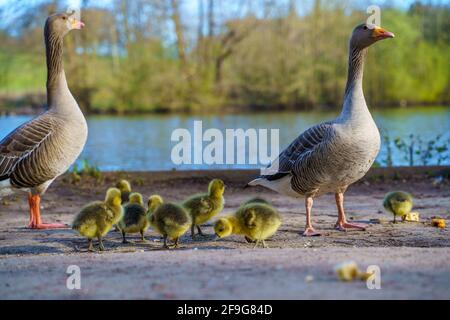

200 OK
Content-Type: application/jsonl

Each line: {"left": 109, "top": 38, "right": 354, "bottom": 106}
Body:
{"left": 0, "top": 0, "right": 448, "bottom": 32}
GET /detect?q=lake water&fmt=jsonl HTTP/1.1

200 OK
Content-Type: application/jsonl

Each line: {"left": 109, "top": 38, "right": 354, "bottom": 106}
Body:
{"left": 0, "top": 106, "right": 449, "bottom": 171}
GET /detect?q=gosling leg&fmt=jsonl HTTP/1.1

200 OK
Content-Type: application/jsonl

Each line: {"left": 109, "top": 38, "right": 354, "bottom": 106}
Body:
{"left": 245, "top": 236, "right": 256, "bottom": 243}
{"left": 121, "top": 231, "right": 129, "bottom": 244}
{"left": 87, "top": 238, "right": 94, "bottom": 252}
{"left": 163, "top": 235, "right": 169, "bottom": 249}
{"left": 197, "top": 225, "right": 206, "bottom": 237}
{"left": 98, "top": 236, "right": 105, "bottom": 251}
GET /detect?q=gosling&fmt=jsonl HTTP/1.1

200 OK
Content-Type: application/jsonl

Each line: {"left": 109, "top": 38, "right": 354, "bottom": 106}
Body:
{"left": 182, "top": 179, "right": 225, "bottom": 239}
{"left": 383, "top": 191, "right": 413, "bottom": 223}
{"left": 148, "top": 195, "right": 191, "bottom": 249}
{"left": 117, "top": 192, "right": 149, "bottom": 243}
{"left": 116, "top": 179, "right": 132, "bottom": 204}
{"left": 72, "top": 188, "right": 123, "bottom": 251}
{"left": 241, "top": 197, "right": 272, "bottom": 243}
{"left": 214, "top": 199, "right": 281, "bottom": 248}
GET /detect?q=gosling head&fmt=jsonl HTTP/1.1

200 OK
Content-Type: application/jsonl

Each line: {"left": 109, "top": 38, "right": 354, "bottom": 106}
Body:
{"left": 116, "top": 180, "right": 131, "bottom": 193}
{"left": 390, "top": 193, "right": 413, "bottom": 215}
{"left": 350, "top": 23, "right": 394, "bottom": 50}
{"left": 214, "top": 218, "right": 233, "bottom": 238}
{"left": 105, "top": 188, "right": 122, "bottom": 207}
{"left": 147, "top": 195, "right": 164, "bottom": 213}
{"left": 45, "top": 11, "right": 84, "bottom": 39}
{"left": 129, "top": 192, "right": 144, "bottom": 206}
{"left": 208, "top": 179, "right": 225, "bottom": 197}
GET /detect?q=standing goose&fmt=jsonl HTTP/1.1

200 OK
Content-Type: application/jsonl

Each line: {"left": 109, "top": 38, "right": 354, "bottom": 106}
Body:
{"left": 0, "top": 12, "right": 87, "bottom": 229}
{"left": 248, "top": 24, "right": 394, "bottom": 236}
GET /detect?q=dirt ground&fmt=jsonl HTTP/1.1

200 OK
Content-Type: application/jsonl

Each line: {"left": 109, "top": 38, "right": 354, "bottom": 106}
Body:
{"left": 0, "top": 168, "right": 449, "bottom": 299}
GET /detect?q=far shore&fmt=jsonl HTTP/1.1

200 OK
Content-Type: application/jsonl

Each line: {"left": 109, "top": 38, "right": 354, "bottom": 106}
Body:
{"left": 0, "top": 96, "right": 448, "bottom": 117}
{"left": 63, "top": 165, "right": 450, "bottom": 184}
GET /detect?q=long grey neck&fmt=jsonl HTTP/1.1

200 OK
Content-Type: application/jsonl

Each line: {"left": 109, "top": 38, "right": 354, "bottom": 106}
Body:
{"left": 45, "top": 28, "right": 73, "bottom": 112}
{"left": 340, "top": 46, "right": 370, "bottom": 121}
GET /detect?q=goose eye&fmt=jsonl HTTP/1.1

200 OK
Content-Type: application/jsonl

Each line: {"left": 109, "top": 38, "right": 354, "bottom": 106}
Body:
{"left": 62, "top": 16, "right": 66, "bottom": 20}
{"left": 363, "top": 25, "right": 368, "bottom": 30}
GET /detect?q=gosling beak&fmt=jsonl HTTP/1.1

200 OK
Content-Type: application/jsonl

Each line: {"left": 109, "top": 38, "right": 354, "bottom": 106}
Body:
{"left": 372, "top": 26, "right": 394, "bottom": 39}
{"left": 71, "top": 19, "right": 85, "bottom": 30}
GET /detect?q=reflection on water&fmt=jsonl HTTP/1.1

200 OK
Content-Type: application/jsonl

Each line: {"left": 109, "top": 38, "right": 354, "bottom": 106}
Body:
{"left": 0, "top": 106, "right": 449, "bottom": 171}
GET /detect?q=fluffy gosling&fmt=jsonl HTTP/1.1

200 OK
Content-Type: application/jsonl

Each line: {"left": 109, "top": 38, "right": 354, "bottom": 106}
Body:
{"left": 182, "top": 179, "right": 225, "bottom": 239}
{"left": 117, "top": 192, "right": 149, "bottom": 243}
{"left": 383, "top": 191, "right": 413, "bottom": 223}
{"left": 148, "top": 195, "right": 191, "bottom": 249}
{"left": 116, "top": 179, "right": 132, "bottom": 204}
{"left": 72, "top": 188, "right": 123, "bottom": 251}
{"left": 214, "top": 200, "right": 281, "bottom": 248}
{"left": 147, "top": 195, "right": 164, "bottom": 213}
{"left": 241, "top": 198, "right": 272, "bottom": 243}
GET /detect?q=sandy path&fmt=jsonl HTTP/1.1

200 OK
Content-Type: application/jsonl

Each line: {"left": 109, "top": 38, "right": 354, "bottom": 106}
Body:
{"left": 1, "top": 248, "right": 450, "bottom": 299}
{"left": 0, "top": 168, "right": 449, "bottom": 299}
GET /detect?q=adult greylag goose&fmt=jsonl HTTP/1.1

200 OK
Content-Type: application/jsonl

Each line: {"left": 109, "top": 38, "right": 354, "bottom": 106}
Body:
{"left": 248, "top": 23, "right": 394, "bottom": 236}
{"left": 0, "top": 12, "right": 87, "bottom": 229}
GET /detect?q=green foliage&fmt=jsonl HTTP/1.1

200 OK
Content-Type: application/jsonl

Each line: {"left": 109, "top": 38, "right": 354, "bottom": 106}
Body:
{"left": 382, "top": 133, "right": 450, "bottom": 166}
{"left": 70, "top": 159, "right": 103, "bottom": 184}
{"left": 0, "top": 2, "right": 448, "bottom": 113}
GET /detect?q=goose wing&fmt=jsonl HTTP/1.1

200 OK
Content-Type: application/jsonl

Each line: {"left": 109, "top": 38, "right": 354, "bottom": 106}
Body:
{"left": 0, "top": 114, "right": 55, "bottom": 182}
{"left": 262, "top": 122, "right": 335, "bottom": 180}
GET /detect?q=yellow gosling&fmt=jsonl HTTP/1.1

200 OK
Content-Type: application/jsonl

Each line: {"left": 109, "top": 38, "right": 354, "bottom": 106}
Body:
{"left": 72, "top": 188, "right": 123, "bottom": 251}
{"left": 148, "top": 195, "right": 191, "bottom": 249}
{"left": 117, "top": 192, "right": 149, "bottom": 243}
{"left": 214, "top": 201, "right": 281, "bottom": 248}
{"left": 383, "top": 191, "right": 413, "bottom": 223}
{"left": 116, "top": 179, "right": 132, "bottom": 204}
{"left": 182, "top": 179, "right": 225, "bottom": 239}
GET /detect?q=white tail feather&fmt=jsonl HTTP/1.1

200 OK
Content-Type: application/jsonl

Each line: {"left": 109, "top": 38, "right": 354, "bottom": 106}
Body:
{"left": 247, "top": 175, "right": 301, "bottom": 198}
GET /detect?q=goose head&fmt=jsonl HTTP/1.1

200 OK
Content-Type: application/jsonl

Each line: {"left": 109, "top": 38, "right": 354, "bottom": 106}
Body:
{"left": 45, "top": 11, "right": 84, "bottom": 38}
{"left": 350, "top": 23, "right": 394, "bottom": 50}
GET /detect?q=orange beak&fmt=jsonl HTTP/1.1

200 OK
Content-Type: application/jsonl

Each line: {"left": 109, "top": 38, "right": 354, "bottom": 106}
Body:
{"left": 372, "top": 26, "right": 394, "bottom": 39}
{"left": 71, "top": 19, "right": 85, "bottom": 30}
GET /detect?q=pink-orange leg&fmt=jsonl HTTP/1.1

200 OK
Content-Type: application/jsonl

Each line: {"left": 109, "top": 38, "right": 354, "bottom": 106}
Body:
{"left": 27, "top": 193, "right": 35, "bottom": 228}
{"left": 27, "top": 193, "right": 67, "bottom": 229}
{"left": 302, "top": 197, "right": 321, "bottom": 237}
{"left": 334, "top": 192, "right": 368, "bottom": 231}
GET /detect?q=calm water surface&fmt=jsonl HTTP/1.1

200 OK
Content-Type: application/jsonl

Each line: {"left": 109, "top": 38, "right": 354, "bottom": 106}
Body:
{"left": 0, "top": 106, "right": 449, "bottom": 171}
